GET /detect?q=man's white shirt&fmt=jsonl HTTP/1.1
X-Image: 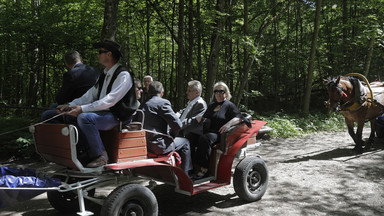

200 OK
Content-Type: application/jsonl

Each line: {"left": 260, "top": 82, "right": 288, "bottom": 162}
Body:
{"left": 69, "top": 63, "right": 132, "bottom": 112}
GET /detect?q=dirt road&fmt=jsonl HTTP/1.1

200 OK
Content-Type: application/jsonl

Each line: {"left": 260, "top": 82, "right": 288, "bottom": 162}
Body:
{"left": 1, "top": 130, "right": 384, "bottom": 216}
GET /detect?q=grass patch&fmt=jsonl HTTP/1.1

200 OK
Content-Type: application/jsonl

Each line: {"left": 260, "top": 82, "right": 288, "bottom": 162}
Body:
{"left": 254, "top": 112, "right": 346, "bottom": 138}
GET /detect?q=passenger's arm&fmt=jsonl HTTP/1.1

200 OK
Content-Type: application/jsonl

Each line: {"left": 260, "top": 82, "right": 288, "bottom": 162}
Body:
{"left": 219, "top": 117, "right": 241, "bottom": 134}
{"left": 180, "top": 102, "right": 206, "bottom": 130}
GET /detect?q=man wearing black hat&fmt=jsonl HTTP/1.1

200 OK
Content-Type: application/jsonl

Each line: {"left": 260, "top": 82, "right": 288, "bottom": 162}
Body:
{"left": 53, "top": 40, "right": 138, "bottom": 168}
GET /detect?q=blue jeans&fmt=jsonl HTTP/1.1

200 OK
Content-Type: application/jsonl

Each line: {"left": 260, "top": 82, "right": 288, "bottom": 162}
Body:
{"left": 41, "top": 110, "right": 120, "bottom": 159}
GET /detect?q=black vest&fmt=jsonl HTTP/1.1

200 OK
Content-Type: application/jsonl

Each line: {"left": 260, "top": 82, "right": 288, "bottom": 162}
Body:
{"left": 97, "top": 66, "right": 138, "bottom": 122}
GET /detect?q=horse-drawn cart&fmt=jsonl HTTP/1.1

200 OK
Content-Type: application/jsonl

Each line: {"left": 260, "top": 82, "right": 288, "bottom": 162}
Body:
{"left": 1, "top": 115, "right": 269, "bottom": 216}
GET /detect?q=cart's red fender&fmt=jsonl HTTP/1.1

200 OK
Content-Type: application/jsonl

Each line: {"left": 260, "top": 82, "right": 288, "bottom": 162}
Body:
{"left": 214, "top": 120, "right": 267, "bottom": 183}
{"left": 105, "top": 157, "right": 194, "bottom": 193}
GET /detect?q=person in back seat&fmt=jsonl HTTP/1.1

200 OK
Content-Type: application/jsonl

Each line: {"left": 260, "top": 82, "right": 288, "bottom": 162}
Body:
{"left": 55, "top": 50, "right": 99, "bottom": 106}
{"left": 134, "top": 78, "right": 143, "bottom": 107}
{"left": 194, "top": 81, "right": 243, "bottom": 179}
{"left": 176, "top": 80, "right": 207, "bottom": 163}
{"left": 141, "top": 81, "right": 193, "bottom": 177}
{"left": 141, "top": 75, "right": 153, "bottom": 104}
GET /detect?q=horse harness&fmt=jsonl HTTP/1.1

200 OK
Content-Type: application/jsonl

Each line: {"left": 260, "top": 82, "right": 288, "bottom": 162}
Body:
{"left": 329, "top": 78, "right": 368, "bottom": 113}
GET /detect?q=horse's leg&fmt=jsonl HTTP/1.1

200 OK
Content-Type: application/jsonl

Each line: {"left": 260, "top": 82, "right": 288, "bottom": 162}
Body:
{"left": 354, "top": 121, "right": 365, "bottom": 154}
{"left": 366, "top": 119, "right": 376, "bottom": 150}
{"left": 345, "top": 120, "right": 357, "bottom": 144}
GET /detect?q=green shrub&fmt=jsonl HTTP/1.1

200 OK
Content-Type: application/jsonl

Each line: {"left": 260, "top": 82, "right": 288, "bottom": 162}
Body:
{"left": 0, "top": 116, "right": 37, "bottom": 161}
{"left": 255, "top": 112, "right": 346, "bottom": 138}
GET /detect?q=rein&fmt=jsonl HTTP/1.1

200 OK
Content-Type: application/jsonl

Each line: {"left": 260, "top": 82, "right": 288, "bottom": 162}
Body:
{"left": 0, "top": 111, "right": 68, "bottom": 136}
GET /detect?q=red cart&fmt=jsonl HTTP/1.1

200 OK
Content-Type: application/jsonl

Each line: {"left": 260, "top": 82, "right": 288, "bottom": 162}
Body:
{"left": 24, "top": 115, "right": 269, "bottom": 216}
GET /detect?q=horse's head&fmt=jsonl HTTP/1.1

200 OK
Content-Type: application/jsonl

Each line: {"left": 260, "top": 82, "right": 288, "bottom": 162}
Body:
{"left": 324, "top": 76, "right": 353, "bottom": 111}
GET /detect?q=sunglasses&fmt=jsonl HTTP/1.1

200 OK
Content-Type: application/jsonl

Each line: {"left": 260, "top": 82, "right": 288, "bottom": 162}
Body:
{"left": 98, "top": 50, "right": 109, "bottom": 54}
{"left": 214, "top": 89, "right": 225, "bottom": 94}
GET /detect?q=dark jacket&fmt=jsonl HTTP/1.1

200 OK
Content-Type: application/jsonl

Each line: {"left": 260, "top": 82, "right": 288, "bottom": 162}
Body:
{"left": 56, "top": 63, "right": 99, "bottom": 105}
{"left": 141, "top": 96, "right": 182, "bottom": 155}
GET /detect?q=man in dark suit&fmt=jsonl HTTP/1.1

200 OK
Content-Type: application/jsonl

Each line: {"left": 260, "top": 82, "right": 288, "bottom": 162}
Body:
{"left": 141, "top": 81, "right": 193, "bottom": 176}
{"left": 177, "top": 80, "right": 207, "bottom": 159}
{"left": 55, "top": 50, "right": 99, "bottom": 105}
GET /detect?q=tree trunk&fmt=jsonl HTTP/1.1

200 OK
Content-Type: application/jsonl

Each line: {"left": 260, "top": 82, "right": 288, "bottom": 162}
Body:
{"left": 303, "top": 0, "right": 321, "bottom": 114}
{"left": 169, "top": 0, "right": 176, "bottom": 103}
{"left": 235, "top": 0, "right": 248, "bottom": 107}
{"left": 146, "top": 0, "right": 150, "bottom": 75}
{"left": 101, "top": 0, "right": 120, "bottom": 41}
{"left": 187, "top": 0, "right": 193, "bottom": 82}
{"left": 226, "top": 4, "right": 233, "bottom": 91}
{"left": 196, "top": 0, "right": 202, "bottom": 83}
{"left": 27, "top": 0, "right": 40, "bottom": 107}
{"left": 342, "top": 0, "right": 348, "bottom": 73}
{"left": 205, "top": 0, "right": 225, "bottom": 103}
{"left": 176, "top": 0, "right": 185, "bottom": 109}
{"left": 363, "top": 36, "right": 375, "bottom": 77}
{"left": 235, "top": 1, "right": 290, "bottom": 107}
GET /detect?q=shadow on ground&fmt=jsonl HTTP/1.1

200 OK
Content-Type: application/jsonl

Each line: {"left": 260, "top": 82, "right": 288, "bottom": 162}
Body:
{"left": 282, "top": 141, "right": 384, "bottom": 163}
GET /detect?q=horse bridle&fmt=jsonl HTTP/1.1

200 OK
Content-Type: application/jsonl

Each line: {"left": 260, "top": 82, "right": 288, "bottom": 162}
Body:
{"left": 328, "top": 82, "right": 348, "bottom": 105}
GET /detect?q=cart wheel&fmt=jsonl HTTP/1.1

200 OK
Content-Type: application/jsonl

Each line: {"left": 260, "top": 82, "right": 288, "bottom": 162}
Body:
{"left": 233, "top": 156, "right": 269, "bottom": 202}
{"left": 100, "top": 184, "right": 158, "bottom": 216}
{"left": 47, "top": 176, "right": 95, "bottom": 213}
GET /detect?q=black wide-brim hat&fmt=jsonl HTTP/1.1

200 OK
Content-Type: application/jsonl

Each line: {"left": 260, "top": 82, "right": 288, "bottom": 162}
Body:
{"left": 93, "top": 40, "right": 125, "bottom": 60}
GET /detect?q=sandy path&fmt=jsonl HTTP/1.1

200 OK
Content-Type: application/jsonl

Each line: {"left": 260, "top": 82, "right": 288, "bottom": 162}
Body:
{"left": 1, "top": 130, "right": 383, "bottom": 216}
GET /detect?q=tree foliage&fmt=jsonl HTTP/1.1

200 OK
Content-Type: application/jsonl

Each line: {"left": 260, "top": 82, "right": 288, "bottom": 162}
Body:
{"left": 0, "top": 0, "right": 383, "bottom": 115}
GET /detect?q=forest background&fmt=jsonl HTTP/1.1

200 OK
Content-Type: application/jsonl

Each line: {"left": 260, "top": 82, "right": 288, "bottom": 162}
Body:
{"left": 0, "top": 0, "right": 383, "bottom": 159}
{"left": 0, "top": 0, "right": 383, "bottom": 114}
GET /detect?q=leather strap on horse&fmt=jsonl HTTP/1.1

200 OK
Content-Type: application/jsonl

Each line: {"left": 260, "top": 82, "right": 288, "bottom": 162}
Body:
{"left": 344, "top": 73, "right": 384, "bottom": 115}
{"left": 345, "top": 73, "right": 374, "bottom": 103}
{"left": 337, "top": 73, "right": 371, "bottom": 112}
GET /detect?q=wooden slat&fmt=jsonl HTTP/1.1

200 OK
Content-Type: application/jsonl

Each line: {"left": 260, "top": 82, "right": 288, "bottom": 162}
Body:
{"left": 41, "top": 154, "right": 78, "bottom": 170}
{"left": 34, "top": 132, "right": 71, "bottom": 149}
{"left": 36, "top": 144, "right": 72, "bottom": 158}
{"left": 115, "top": 155, "right": 148, "bottom": 163}
{"left": 118, "top": 137, "right": 146, "bottom": 148}
{"left": 119, "top": 130, "right": 145, "bottom": 139}
{"left": 118, "top": 146, "right": 147, "bottom": 158}
{"left": 35, "top": 123, "right": 69, "bottom": 134}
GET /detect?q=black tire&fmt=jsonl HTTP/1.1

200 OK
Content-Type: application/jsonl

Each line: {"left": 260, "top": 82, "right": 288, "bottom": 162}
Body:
{"left": 47, "top": 176, "right": 95, "bottom": 213}
{"left": 100, "top": 184, "right": 158, "bottom": 216}
{"left": 233, "top": 156, "right": 269, "bottom": 202}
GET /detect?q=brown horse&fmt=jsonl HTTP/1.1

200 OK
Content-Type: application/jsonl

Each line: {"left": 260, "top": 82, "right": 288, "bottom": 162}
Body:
{"left": 325, "top": 75, "right": 384, "bottom": 153}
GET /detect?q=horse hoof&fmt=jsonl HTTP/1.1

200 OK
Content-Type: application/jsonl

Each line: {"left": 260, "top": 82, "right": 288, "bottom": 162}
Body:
{"left": 352, "top": 147, "right": 363, "bottom": 154}
{"left": 364, "top": 144, "right": 372, "bottom": 151}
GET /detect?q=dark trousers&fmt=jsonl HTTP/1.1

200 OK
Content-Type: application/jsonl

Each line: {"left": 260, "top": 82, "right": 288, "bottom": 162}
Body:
{"left": 185, "top": 133, "right": 200, "bottom": 162}
{"left": 194, "top": 132, "right": 220, "bottom": 168}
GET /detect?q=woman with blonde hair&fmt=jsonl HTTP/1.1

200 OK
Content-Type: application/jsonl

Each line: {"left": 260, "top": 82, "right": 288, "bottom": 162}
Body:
{"left": 193, "top": 81, "right": 242, "bottom": 179}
